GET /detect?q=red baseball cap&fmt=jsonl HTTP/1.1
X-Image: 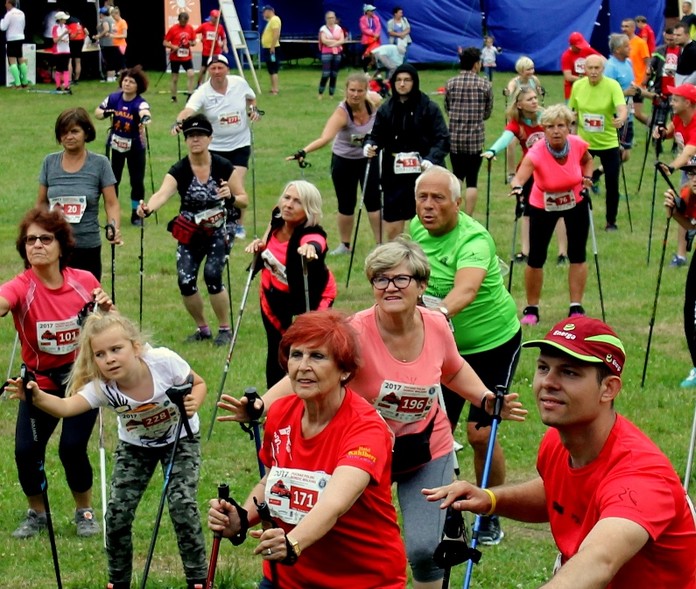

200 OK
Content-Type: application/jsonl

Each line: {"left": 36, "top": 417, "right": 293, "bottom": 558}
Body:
{"left": 666, "top": 84, "right": 696, "bottom": 103}
{"left": 210, "top": 9, "right": 220, "bottom": 18}
{"left": 522, "top": 316, "right": 625, "bottom": 376}
{"left": 568, "top": 32, "right": 590, "bottom": 49}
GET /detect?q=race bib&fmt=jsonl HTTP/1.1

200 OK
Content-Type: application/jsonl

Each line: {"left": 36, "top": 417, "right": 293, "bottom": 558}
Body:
{"left": 36, "top": 318, "right": 81, "bottom": 355}
{"left": 525, "top": 131, "right": 545, "bottom": 149}
{"left": 218, "top": 111, "right": 242, "bottom": 127}
{"left": 420, "top": 294, "right": 443, "bottom": 309}
{"left": 176, "top": 47, "right": 190, "bottom": 58}
{"left": 110, "top": 134, "right": 132, "bottom": 153}
{"left": 206, "top": 31, "right": 216, "bottom": 41}
{"left": 374, "top": 380, "right": 438, "bottom": 423}
{"left": 582, "top": 113, "right": 604, "bottom": 133}
{"left": 265, "top": 466, "right": 330, "bottom": 525}
{"left": 194, "top": 205, "right": 225, "bottom": 229}
{"left": 393, "top": 151, "right": 421, "bottom": 174}
{"left": 118, "top": 404, "right": 177, "bottom": 438}
{"left": 544, "top": 190, "right": 576, "bottom": 212}
{"left": 48, "top": 196, "right": 87, "bottom": 223}
{"left": 261, "top": 249, "right": 288, "bottom": 285}
{"left": 574, "top": 58, "right": 586, "bottom": 75}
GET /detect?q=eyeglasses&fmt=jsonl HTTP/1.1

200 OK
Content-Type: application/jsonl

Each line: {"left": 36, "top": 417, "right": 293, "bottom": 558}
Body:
{"left": 25, "top": 234, "right": 55, "bottom": 246}
{"left": 371, "top": 274, "right": 415, "bottom": 290}
{"left": 687, "top": 171, "right": 696, "bottom": 178}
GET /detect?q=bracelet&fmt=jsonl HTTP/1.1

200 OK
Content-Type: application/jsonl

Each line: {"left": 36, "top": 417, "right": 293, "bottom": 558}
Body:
{"left": 583, "top": 175, "right": 592, "bottom": 181}
{"left": 482, "top": 488, "right": 497, "bottom": 516}
{"left": 480, "top": 390, "right": 491, "bottom": 411}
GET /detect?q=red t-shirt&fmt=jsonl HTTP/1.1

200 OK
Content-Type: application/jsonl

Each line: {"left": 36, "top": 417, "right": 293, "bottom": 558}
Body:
{"left": 163, "top": 23, "right": 196, "bottom": 62}
{"left": 679, "top": 184, "right": 696, "bottom": 220}
{"left": 672, "top": 113, "right": 696, "bottom": 156}
{"left": 561, "top": 46, "right": 602, "bottom": 99}
{"left": 260, "top": 388, "right": 407, "bottom": 589}
{"left": 537, "top": 415, "right": 696, "bottom": 588}
{"left": 194, "top": 22, "right": 226, "bottom": 57}
{"left": 639, "top": 24, "right": 656, "bottom": 54}
{"left": 662, "top": 46, "right": 680, "bottom": 89}
{"left": 0, "top": 267, "right": 100, "bottom": 390}
{"left": 67, "top": 22, "right": 85, "bottom": 41}
{"left": 505, "top": 119, "right": 545, "bottom": 156}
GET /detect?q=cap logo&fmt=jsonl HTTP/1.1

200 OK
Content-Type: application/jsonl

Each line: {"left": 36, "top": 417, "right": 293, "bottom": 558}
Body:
{"left": 563, "top": 323, "right": 576, "bottom": 330}
{"left": 552, "top": 329, "right": 576, "bottom": 340}
{"left": 606, "top": 354, "right": 612, "bottom": 362}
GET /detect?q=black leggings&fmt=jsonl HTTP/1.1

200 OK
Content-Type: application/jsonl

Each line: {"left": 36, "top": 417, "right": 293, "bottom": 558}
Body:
{"left": 589, "top": 147, "right": 621, "bottom": 225}
{"left": 331, "top": 154, "right": 381, "bottom": 215}
{"left": 262, "top": 310, "right": 291, "bottom": 389}
{"left": 527, "top": 199, "right": 589, "bottom": 268}
{"left": 318, "top": 53, "right": 341, "bottom": 95}
{"left": 111, "top": 147, "right": 145, "bottom": 205}
{"left": 176, "top": 227, "right": 232, "bottom": 297}
{"left": 15, "top": 390, "right": 98, "bottom": 497}
{"left": 684, "top": 254, "right": 696, "bottom": 367}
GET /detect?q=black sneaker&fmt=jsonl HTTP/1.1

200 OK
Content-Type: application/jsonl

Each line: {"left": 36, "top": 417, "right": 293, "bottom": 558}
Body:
{"left": 12, "top": 509, "right": 47, "bottom": 539}
{"left": 131, "top": 211, "right": 142, "bottom": 226}
{"left": 170, "top": 96, "right": 177, "bottom": 103}
{"left": 477, "top": 514, "right": 504, "bottom": 546}
{"left": 557, "top": 254, "right": 568, "bottom": 266}
{"left": 214, "top": 330, "right": 232, "bottom": 347}
{"left": 185, "top": 329, "right": 211, "bottom": 342}
{"left": 605, "top": 223, "right": 618, "bottom": 232}
{"left": 514, "top": 252, "right": 528, "bottom": 263}
{"left": 568, "top": 304, "right": 585, "bottom": 318}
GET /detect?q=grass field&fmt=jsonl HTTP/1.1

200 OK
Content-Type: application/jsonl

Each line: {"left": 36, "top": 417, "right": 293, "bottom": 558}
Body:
{"left": 0, "top": 61, "right": 694, "bottom": 588}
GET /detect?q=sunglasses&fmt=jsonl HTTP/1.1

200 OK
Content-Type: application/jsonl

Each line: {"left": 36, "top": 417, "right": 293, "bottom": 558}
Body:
{"left": 25, "top": 234, "right": 55, "bottom": 246}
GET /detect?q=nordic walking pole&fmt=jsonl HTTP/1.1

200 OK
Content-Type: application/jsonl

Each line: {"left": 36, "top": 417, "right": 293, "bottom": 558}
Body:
{"left": 207, "top": 255, "right": 258, "bottom": 440}
{"left": 301, "top": 256, "right": 310, "bottom": 313}
{"left": 346, "top": 158, "right": 372, "bottom": 288}
{"left": 205, "top": 483, "right": 230, "bottom": 589}
{"left": 636, "top": 105, "right": 657, "bottom": 194}
{"left": 138, "top": 217, "right": 144, "bottom": 330}
{"left": 507, "top": 190, "right": 524, "bottom": 293}
{"left": 463, "top": 385, "right": 507, "bottom": 589}
{"left": 105, "top": 222, "right": 116, "bottom": 304}
{"left": 251, "top": 123, "right": 258, "bottom": 238}
{"left": 140, "top": 377, "right": 195, "bottom": 589}
{"left": 502, "top": 89, "right": 509, "bottom": 183}
{"left": 620, "top": 162, "right": 633, "bottom": 232}
{"left": 98, "top": 408, "right": 108, "bottom": 548}
{"left": 647, "top": 138, "right": 664, "bottom": 266}
{"left": 254, "top": 497, "right": 279, "bottom": 588}
{"left": 585, "top": 190, "right": 606, "bottom": 322}
{"left": 642, "top": 162, "right": 681, "bottom": 387}
{"left": 144, "top": 124, "right": 158, "bottom": 225}
{"left": 485, "top": 157, "right": 492, "bottom": 230}
{"left": 22, "top": 365, "right": 63, "bottom": 589}
{"left": 684, "top": 402, "right": 696, "bottom": 493}
{"left": 1, "top": 333, "right": 19, "bottom": 400}
{"left": 240, "top": 387, "right": 266, "bottom": 478}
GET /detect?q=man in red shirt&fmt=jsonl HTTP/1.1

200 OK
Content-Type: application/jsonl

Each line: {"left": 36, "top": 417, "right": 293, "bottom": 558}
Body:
{"left": 636, "top": 15, "right": 656, "bottom": 53}
{"left": 163, "top": 11, "right": 197, "bottom": 103}
{"left": 656, "top": 84, "right": 696, "bottom": 266}
{"left": 194, "top": 9, "right": 228, "bottom": 87}
{"left": 560, "top": 32, "right": 601, "bottom": 100}
{"left": 425, "top": 316, "right": 696, "bottom": 589}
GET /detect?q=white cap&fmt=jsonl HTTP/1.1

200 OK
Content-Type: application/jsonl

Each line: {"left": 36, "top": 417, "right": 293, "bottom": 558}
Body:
{"left": 55, "top": 11, "right": 70, "bottom": 21}
{"left": 363, "top": 4, "right": 377, "bottom": 12}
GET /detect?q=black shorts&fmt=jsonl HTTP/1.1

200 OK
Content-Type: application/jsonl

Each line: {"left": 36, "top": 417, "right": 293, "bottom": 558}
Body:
{"left": 211, "top": 146, "right": 251, "bottom": 168}
{"left": 171, "top": 59, "right": 194, "bottom": 73}
{"left": 263, "top": 48, "right": 280, "bottom": 74}
{"left": 54, "top": 53, "right": 70, "bottom": 72}
{"left": 450, "top": 151, "right": 484, "bottom": 188}
{"left": 6, "top": 40, "right": 24, "bottom": 59}
{"left": 69, "top": 40, "right": 83, "bottom": 58}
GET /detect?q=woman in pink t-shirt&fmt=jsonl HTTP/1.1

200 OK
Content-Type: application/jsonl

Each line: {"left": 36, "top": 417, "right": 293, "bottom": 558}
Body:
{"left": 510, "top": 104, "right": 594, "bottom": 326}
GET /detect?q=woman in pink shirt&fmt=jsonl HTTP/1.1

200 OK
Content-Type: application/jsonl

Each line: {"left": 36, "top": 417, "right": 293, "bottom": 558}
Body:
{"left": 359, "top": 4, "right": 381, "bottom": 71}
{"left": 510, "top": 104, "right": 594, "bottom": 326}
{"left": 318, "top": 11, "right": 345, "bottom": 99}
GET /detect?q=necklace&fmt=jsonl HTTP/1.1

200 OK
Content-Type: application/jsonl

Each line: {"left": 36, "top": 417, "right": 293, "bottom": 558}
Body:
{"left": 546, "top": 138, "right": 569, "bottom": 159}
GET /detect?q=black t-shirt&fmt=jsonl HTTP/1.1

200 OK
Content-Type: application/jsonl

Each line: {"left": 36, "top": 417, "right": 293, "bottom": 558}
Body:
{"left": 678, "top": 40, "right": 696, "bottom": 75}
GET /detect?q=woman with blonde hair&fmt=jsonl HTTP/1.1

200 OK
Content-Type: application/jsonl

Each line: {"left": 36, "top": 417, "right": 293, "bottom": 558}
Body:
{"left": 483, "top": 86, "right": 567, "bottom": 264}
{"left": 246, "top": 180, "right": 337, "bottom": 387}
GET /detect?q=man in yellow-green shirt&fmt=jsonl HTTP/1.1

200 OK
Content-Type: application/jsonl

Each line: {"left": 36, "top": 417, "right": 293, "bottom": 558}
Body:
{"left": 261, "top": 5, "right": 281, "bottom": 94}
{"left": 568, "top": 54, "right": 627, "bottom": 230}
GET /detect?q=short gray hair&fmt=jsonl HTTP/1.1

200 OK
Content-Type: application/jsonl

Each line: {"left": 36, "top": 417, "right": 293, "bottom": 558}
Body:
{"left": 278, "top": 180, "right": 323, "bottom": 227}
{"left": 364, "top": 236, "right": 430, "bottom": 283}
{"left": 540, "top": 104, "right": 574, "bottom": 127}
{"left": 608, "top": 33, "right": 629, "bottom": 54}
{"left": 414, "top": 165, "right": 461, "bottom": 202}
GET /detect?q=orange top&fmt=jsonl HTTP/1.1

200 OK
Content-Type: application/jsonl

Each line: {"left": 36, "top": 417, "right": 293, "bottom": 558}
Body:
{"left": 629, "top": 35, "right": 650, "bottom": 86}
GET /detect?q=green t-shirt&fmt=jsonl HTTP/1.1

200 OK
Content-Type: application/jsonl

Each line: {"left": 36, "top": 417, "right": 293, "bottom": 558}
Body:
{"left": 568, "top": 76, "right": 625, "bottom": 150}
{"left": 409, "top": 212, "right": 520, "bottom": 354}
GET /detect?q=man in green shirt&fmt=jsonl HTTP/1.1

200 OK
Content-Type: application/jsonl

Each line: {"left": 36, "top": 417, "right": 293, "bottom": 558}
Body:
{"left": 568, "top": 54, "right": 628, "bottom": 231}
{"left": 409, "top": 165, "right": 521, "bottom": 546}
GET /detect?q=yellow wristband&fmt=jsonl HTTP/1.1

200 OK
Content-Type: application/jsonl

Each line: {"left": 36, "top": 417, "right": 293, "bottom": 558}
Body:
{"left": 482, "top": 488, "right": 497, "bottom": 516}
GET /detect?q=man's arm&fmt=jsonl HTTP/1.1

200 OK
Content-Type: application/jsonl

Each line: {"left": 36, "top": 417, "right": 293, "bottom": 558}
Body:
{"left": 539, "top": 518, "right": 649, "bottom": 588}
{"left": 440, "top": 267, "right": 486, "bottom": 317}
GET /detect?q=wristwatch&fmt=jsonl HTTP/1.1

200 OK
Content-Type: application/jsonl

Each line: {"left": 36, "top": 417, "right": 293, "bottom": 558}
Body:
{"left": 283, "top": 534, "right": 301, "bottom": 564}
{"left": 437, "top": 306, "right": 449, "bottom": 319}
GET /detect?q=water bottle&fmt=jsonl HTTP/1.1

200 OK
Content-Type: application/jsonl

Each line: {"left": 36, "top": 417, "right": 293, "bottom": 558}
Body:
{"left": 270, "top": 52, "right": 276, "bottom": 63}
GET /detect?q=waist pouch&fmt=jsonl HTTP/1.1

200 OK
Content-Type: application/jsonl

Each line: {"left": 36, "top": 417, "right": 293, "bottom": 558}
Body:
{"left": 391, "top": 417, "right": 436, "bottom": 478}
{"left": 167, "top": 214, "right": 214, "bottom": 245}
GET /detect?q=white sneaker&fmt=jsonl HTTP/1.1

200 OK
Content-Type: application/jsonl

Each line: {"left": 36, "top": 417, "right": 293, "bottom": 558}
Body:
{"left": 330, "top": 243, "right": 351, "bottom": 255}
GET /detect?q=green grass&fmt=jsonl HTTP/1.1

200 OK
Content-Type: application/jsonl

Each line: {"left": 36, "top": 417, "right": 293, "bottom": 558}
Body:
{"left": 0, "top": 62, "right": 693, "bottom": 588}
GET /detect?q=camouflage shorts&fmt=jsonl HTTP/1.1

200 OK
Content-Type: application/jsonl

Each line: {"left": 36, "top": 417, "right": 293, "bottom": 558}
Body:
{"left": 106, "top": 435, "right": 207, "bottom": 584}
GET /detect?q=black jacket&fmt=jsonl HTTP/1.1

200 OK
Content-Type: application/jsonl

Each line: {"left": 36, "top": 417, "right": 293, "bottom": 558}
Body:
{"left": 365, "top": 64, "right": 450, "bottom": 165}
